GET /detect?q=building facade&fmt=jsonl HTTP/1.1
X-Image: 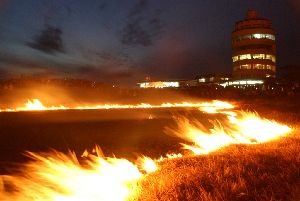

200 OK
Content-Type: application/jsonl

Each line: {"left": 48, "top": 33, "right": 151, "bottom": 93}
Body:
{"left": 232, "top": 10, "right": 276, "bottom": 79}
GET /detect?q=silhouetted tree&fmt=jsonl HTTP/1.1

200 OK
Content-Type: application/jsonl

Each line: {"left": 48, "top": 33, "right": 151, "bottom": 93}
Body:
{"left": 28, "top": 25, "right": 64, "bottom": 54}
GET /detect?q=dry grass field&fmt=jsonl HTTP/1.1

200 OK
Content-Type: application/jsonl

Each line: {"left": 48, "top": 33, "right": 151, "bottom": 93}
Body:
{"left": 1, "top": 98, "right": 300, "bottom": 200}
{"left": 131, "top": 130, "right": 300, "bottom": 200}
{"left": 130, "top": 100, "right": 300, "bottom": 201}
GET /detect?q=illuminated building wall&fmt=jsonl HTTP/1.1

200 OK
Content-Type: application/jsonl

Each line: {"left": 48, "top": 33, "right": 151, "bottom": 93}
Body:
{"left": 232, "top": 10, "right": 276, "bottom": 79}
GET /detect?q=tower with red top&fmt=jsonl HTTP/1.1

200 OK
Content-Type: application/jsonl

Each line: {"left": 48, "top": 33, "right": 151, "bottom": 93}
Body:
{"left": 232, "top": 10, "right": 276, "bottom": 79}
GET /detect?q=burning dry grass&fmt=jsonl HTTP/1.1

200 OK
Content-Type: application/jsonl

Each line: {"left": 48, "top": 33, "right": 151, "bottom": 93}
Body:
{"left": 131, "top": 129, "right": 300, "bottom": 201}
{"left": 0, "top": 100, "right": 299, "bottom": 201}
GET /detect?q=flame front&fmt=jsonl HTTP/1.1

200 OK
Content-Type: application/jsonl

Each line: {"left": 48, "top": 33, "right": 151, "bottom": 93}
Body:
{"left": 0, "top": 99, "right": 235, "bottom": 112}
{"left": 139, "top": 156, "right": 158, "bottom": 173}
{"left": 0, "top": 151, "right": 153, "bottom": 201}
{"left": 18, "top": 99, "right": 68, "bottom": 111}
{"left": 170, "top": 111, "right": 292, "bottom": 155}
{"left": 0, "top": 99, "right": 293, "bottom": 201}
{"left": 23, "top": 99, "right": 47, "bottom": 111}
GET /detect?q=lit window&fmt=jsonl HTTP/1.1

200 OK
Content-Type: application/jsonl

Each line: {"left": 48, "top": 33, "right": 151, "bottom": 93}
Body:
{"left": 253, "top": 64, "right": 264, "bottom": 69}
{"left": 233, "top": 54, "right": 276, "bottom": 62}
{"left": 265, "top": 35, "right": 275, "bottom": 40}
{"left": 239, "top": 54, "right": 251, "bottom": 60}
{"left": 271, "top": 56, "right": 276, "bottom": 62}
{"left": 240, "top": 64, "right": 251, "bottom": 69}
{"left": 253, "top": 33, "right": 275, "bottom": 40}
{"left": 266, "top": 65, "right": 275, "bottom": 71}
{"left": 140, "top": 82, "right": 150, "bottom": 88}
{"left": 164, "top": 82, "right": 179, "bottom": 87}
{"left": 232, "top": 56, "right": 239, "bottom": 62}
{"left": 265, "top": 55, "right": 276, "bottom": 62}
{"left": 253, "top": 34, "right": 262, "bottom": 39}
{"left": 235, "top": 33, "right": 275, "bottom": 42}
{"left": 246, "top": 80, "right": 264, "bottom": 85}
{"left": 199, "top": 78, "right": 206, "bottom": 82}
{"left": 139, "top": 81, "right": 179, "bottom": 88}
{"left": 253, "top": 54, "right": 265, "bottom": 59}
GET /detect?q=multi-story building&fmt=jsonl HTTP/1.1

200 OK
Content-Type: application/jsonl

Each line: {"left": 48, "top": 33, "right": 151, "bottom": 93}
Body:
{"left": 232, "top": 10, "right": 276, "bottom": 79}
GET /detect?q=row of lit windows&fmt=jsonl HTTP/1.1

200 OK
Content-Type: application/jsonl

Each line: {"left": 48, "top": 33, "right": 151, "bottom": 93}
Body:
{"left": 232, "top": 54, "right": 276, "bottom": 62}
{"left": 139, "top": 81, "right": 179, "bottom": 88}
{"left": 233, "top": 33, "right": 275, "bottom": 42}
{"left": 234, "top": 64, "right": 275, "bottom": 71}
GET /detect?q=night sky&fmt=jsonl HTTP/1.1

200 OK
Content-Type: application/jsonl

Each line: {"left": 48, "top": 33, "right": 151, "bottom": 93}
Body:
{"left": 0, "top": 0, "right": 300, "bottom": 84}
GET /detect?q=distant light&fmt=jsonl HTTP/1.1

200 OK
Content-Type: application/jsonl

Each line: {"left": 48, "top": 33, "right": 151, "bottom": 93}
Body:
{"left": 199, "top": 78, "right": 206, "bottom": 83}
{"left": 139, "top": 81, "right": 179, "bottom": 88}
{"left": 219, "top": 79, "right": 264, "bottom": 87}
{"left": 253, "top": 33, "right": 262, "bottom": 39}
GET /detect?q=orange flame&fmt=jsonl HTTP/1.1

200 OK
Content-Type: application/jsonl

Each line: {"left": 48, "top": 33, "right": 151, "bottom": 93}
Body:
{"left": 0, "top": 99, "right": 235, "bottom": 112}
{"left": 0, "top": 149, "right": 159, "bottom": 201}
{"left": 169, "top": 111, "right": 291, "bottom": 155}
{"left": 138, "top": 156, "right": 158, "bottom": 173}
{"left": 0, "top": 99, "right": 293, "bottom": 200}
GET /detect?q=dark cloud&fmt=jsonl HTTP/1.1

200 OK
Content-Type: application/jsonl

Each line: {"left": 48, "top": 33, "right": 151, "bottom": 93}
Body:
{"left": 98, "top": 2, "right": 108, "bottom": 11}
{"left": 120, "top": 0, "right": 164, "bottom": 47}
{"left": 128, "top": 0, "right": 148, "bottom": 17}
{"left": 27, "top": 25, "right": 64, "bottom": 54}
{"left": 121, "top": 19, "right": 152, "bottom": 46}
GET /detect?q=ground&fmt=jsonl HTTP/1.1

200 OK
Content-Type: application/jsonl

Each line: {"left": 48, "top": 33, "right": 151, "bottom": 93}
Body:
{"left": 0, "top": 98, "right": 300, "bottom": 200}
{"left": 131, "top": 130, "right": 300, "bottom": 200}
